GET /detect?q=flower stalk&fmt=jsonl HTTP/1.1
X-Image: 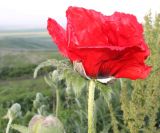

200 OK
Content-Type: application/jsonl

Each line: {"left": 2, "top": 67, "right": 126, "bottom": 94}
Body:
{"left": 6, "top": 118, "right": 13, "bottom": 133}
{"left": 4, "top": 103, "right": 21, "bottom": 133}
{"left": 56, "top": 88, "right": 60, "bottom": 117}
{"left": 88, "top": 80, "right": 96, "bottom": 133}
{"left": 108, "top": 102, "right": 119, "bottom": 133}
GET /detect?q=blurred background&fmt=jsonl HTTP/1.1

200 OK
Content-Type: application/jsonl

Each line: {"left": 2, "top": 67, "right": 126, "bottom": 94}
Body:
{"left": 0, "top": 0, "right": 160, "bottom": 133}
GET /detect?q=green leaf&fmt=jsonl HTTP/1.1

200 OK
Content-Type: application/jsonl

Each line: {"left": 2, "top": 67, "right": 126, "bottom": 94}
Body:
{"left": 96, "top": 82, "right": 113, "bottom": 103}
{"left": 34, "top": 59, "right": 58, "bottom": 78}
{"left": 11, "top": 124, "right": 29, "bottom": 133}
{"left": 72, "top": 75, "right": 87, "bottom": 97}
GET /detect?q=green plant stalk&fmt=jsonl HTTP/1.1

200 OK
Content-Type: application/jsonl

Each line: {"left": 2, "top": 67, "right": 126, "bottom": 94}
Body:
{"left": 56, "top": 88, "right": 60, "bottom": 117}
{"left": 88, "top": 80, "right": 96, "bottom": 133}
{"left": 108, "top": 102, "right": 119, "bottom": 133}
{"left": 37, "top": 108, "right": 41, "bottom": 115}
{"left": 6, "top": 118, "right": 13, "bottom": 133}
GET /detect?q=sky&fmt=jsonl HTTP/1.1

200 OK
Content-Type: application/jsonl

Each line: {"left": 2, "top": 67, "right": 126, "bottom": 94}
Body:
{"left": 0, "top": 0, "right": 160, "bottom": 30}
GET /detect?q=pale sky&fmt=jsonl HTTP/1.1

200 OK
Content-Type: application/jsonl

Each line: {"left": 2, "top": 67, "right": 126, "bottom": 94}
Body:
{"left": 0, "top": 0, "right": 160, "bottom": 30}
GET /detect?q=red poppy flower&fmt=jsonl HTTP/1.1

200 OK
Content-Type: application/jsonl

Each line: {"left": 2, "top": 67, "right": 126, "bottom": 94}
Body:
{"left": 47, "top": 6, "right": 151, "bottom": 80}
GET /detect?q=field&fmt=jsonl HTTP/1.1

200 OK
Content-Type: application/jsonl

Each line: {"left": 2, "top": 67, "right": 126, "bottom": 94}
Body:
{"left": 0, "top": 30, "right": 55, "bottom": 50}
{"left": 0, "top": 30, "right": 62, "bottom": 132}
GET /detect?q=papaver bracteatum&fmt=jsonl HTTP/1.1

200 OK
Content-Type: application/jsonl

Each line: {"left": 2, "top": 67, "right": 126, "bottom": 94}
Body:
{"left": 47, "top": 6, "right": 151, "bottom": 80}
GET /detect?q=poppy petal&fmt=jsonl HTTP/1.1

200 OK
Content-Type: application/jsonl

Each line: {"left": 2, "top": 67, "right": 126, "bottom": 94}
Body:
{"left": 66, "top": 6, "right": 109, "bottom": 47}
{"left": 47, "top": 18, "right": 68, "bottom": 57}
{"left": 48, "top": 6, "right": 151, "bottom": 80}
{"left": 99, "top": 47, "right": 151, "bottom": 79}
{"left": 103, "top": 12, "right": 144, "bottom": 49}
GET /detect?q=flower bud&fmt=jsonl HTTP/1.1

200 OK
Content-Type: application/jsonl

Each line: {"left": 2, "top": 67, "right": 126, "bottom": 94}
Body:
{"left": 33, "top": 99, "right": 41, "bottom": 109}
{"left": 5, "top": 103, "right": 22, "bottom": 120}
{"left": 38, "top": 105, "right": 48, "bottom": 116}
{"left": 36, "top": 93, "right": 44, "bottom": 102}
{"left": 28, "top": 115, "right": 44, "bottom": 133}
{"left": 38, "top": 115, "right": 65, "bottom": 133}
{"left": 29, "top": 115, "right": 65, "bottom": 133}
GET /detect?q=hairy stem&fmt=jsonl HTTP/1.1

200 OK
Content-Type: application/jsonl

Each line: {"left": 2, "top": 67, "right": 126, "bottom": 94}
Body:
{"left": 56, "top": 89, "right": 60, "bottom": 117}
{"left": 88, "top": 80, "right": 96, "bottom": 133}
{"left": 6, "top": 118, "right": 13, "bottom": 133}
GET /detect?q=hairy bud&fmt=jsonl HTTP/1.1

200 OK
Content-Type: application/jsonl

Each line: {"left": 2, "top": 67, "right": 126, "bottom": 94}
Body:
{"left": 29, "top": 115, "right": 65, "bottom": 133}
{"left": 5, "top": 103, "right": 22, "bottom": 120}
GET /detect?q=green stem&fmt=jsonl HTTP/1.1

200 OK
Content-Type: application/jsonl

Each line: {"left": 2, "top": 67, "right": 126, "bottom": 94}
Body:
{"left": 6, "top": 118, "right": 13, "bottom": 133}
{"left": 88, "top": 80, "right": 96, "bottom": 133}
{"left": 56, "top": 89, "right": 60, "bottom": 117}
{"left": 108, "top": 102, "right": 119, "bottom": 133}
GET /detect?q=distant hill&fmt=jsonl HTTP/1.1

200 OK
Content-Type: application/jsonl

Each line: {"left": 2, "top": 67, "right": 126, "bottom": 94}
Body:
{"left": 0, "top": 31, "right": 57, "bottom": 50}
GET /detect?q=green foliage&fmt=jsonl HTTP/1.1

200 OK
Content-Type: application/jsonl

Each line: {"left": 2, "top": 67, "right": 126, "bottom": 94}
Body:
{"left": 33, "top": 93, "right": 50, "bottom": 115}
{"left": 0, "top": 64, "right": 36, "bottom": 79}
{"left": 12, "top": 124, "right": 29, "bottom": 133}
{"left": 121, "top": 12, "right": 160, "bottom": 133}
{"left": 0, "top": 77, "right": 52, "bottom": 104}
{"left": 33, "top": 59, "right": 128, "bottom": 133}
{"left": 0, "top": 77, "right": 52, "bottom": 133}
